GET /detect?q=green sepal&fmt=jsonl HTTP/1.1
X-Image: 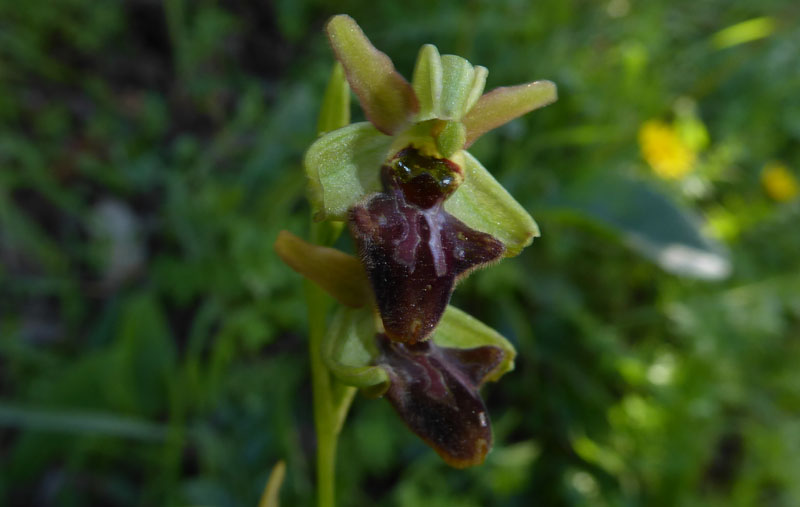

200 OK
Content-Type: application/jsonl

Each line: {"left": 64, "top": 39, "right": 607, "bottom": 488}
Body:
{"left": 323, "top": 307, "right": 390, "bottom": 398}
{"left": 433, "top": 305, "right": 516, "bottom": 382}
{"left": 316, "top": 62, "right": 351, "bottom": 135}
{"left": 304, "top": 122, "right": 392, "bottom": 221}
{"left": 445, "top": 151, "right": 540, "bottom": 256}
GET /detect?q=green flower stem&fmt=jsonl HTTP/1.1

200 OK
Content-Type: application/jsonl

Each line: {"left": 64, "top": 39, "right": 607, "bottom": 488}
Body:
{"left": 306, "top": 278, "right": 336, "bottom": 507}
{"left": 306, "top": 221, "right": 353, "bottom": 507}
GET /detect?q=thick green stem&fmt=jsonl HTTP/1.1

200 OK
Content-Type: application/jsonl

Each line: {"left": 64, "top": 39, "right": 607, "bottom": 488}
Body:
{"left": 306, "top": 222, "right": 352, "bottom": 507}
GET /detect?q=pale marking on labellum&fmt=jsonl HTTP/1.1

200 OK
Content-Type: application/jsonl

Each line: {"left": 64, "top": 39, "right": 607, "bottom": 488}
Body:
{"left": 391, "top": 191, "right": 420, "bottom": 272}
{"left": 422, "top": 205, "right": 448, "bottom": 277}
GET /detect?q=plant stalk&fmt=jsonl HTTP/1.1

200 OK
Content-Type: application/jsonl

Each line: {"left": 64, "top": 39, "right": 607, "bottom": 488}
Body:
{"left": 306, "top": 222, "right": 352, "bottom": 507}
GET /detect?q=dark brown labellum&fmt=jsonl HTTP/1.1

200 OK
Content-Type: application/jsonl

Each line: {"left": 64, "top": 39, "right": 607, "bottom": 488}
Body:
{"left": 375, "top": 334, "right": 505, "bottom": 468}
{"left": 348, "top": 147, "right": 505, "bottom": 343}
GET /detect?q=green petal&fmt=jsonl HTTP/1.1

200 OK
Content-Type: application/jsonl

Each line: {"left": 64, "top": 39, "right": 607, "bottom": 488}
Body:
{"left": 464, "top": 65, "right": 488, "bottom": 115}
{"left": 411, "top": 49, "right": 488, "bottom": 124}
{"left": 439, "top": 55, "right": 474, "bottom": 120}
{"left": 462, "top": 80, "right": 557, "bottom": 147}
{"left": 412, "top": 44, "right": 443, "bottom": 122}
{"left": 444, "top": 151, "right": 539, "bottom": 256}
{"left": 323, "top": 307, "right": 390, "bottom": 397}
{"left": 432, "top": 305, "right": 516, "bottom": 383}
{"left": 316, "top": 62, "right": 350, "bottom": 135}
{"left": 304, "top": 122, "right": 393, "bottom": 220}
{"left": 325, "top": 15, "right": 418, "bottom": 135}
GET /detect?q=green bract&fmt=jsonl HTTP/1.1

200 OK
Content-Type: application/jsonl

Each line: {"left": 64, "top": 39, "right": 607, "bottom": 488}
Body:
{"left": 305, "top": 14, "right": 557, "bottom": 257}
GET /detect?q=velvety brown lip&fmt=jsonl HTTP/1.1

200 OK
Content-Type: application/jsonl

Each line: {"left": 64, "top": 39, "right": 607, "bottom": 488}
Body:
{"left": 349, "top": 147, "right": 504, "bottom": 343}
{"left": 375, "top": 333, "right": 505, "bottom": 467}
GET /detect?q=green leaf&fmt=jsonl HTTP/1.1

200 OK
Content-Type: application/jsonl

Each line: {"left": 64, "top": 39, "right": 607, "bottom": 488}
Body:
{"left": 323, "top": 307, "right": 390, "bottom": 397}
{"left": 258, "top": 460, "right": 286, "bottom": 507}
{"left": 444, "top": 151, "right": 539, "bottom": 256}
{"left": 411, "top": 44, "right": 443, "bottom": 122}
{"left": 317, "top": 63, "right": 350, "bottom": 135}
{"left": 711, "top": 16, "right": 775, "bottom": 50}
{"left": 556, "top": 172, "right": 731, "bottom": 279}
{"left": 0, "top": 404, "right": 167, "bottom": 441}
{"left": 325, "top": 15, "right": 418, "bottom": 135}
{"left": 462, "top": 80, "right": 557, "bottom": 147}
{"left": 112, "top": 293, "right": 176, "bottom": 415}
{"left": 432, "top": 305, "right": 516, "bottom": 383}
{"left": 304, "top": 122, "right": 392, "bottom": 220}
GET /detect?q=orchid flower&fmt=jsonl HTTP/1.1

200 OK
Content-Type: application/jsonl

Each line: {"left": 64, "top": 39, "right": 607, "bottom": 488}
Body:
{"left": 276, "top": 14, "right": 556, "bottom": 469}
{"left": 307, "top": 15, "right": 556, "bottom": 344}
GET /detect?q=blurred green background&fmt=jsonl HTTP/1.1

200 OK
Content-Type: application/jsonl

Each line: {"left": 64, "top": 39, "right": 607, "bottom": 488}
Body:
{"left": 2, "top": 0, "right": 800, "bottom": 505}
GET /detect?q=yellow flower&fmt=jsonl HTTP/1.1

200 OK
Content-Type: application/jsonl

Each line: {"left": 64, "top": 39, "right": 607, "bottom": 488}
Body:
{"left": 761, "top": 162, "right": 799, "bottom": 202}
{"left": 638, "top": 120, "right": 696, "bottom": 179}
